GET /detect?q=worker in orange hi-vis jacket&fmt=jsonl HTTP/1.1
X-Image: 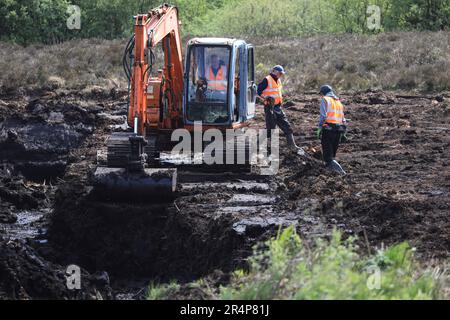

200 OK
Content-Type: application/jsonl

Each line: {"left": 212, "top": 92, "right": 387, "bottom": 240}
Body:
{"left": 206, "top": 54, "right": 228, "bottom": 91}
{"left": 257, "top": 65, "right": 301, "bottom": 152}
{"left": 316, "top": 84, "right": 347, "bottom": 175}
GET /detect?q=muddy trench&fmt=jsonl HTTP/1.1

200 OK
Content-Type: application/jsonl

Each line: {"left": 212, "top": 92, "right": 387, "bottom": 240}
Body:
{"left": 1, "top": 88, "right": 449, "bottom": 299}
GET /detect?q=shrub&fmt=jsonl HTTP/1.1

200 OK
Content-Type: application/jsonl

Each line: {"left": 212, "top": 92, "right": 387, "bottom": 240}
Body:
{"left": 147, "top": 281, "right": 181, "bottom": 300}
{"left": 0, "top": 32, "right": 448, "bottom": 93}
{"left": 252, "top": 31, "right": 450, "bottom": 93}
{"left": 0, "top": 38, "right": 126, "bottom": 91}
{"left": 219, "top": 226, "right": 447, "bottom": 300}
{"left": 146, "top": 226, "right": 448, "bottom": 300}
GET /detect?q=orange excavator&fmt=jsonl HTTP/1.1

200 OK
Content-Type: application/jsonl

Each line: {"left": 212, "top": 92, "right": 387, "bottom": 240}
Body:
{"left": 93, "top": 4, "right": 257, "bottom": 199}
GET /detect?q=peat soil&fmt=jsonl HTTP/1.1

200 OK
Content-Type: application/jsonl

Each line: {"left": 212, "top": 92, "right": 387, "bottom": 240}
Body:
{"left": 0, "top": 87, "right": 448, "bottom": 299}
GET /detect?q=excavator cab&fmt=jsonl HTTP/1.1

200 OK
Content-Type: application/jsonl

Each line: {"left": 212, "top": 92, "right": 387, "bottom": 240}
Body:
{"left": 184, "top": 38, "right": 257, "bottom": 128}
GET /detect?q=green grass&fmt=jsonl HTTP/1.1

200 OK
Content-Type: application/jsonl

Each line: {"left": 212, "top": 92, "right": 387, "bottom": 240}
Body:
{"left": 147, "top": 226, "right": 448, "bottom": 300}
{"left": 147, "top": 281, "right": 181, "bottom": 300}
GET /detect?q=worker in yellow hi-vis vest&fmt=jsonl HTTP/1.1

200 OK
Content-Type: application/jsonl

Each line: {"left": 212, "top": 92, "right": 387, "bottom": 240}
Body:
{"left": 316, "top": 85, "right": 347, "bottom": 175}
{"left": 257, "top": 65, "right": 301, "bottom": 152}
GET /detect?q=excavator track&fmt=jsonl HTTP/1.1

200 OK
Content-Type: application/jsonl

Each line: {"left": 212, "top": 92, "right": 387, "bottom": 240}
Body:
{"left": 105, "top": 132, "right": 133, "bottom": 168}
{"left": 144, "top": 130, "right": 159, "bottom": 166}
{"left": 104, "top": 132, "right": 254, "bottom": 171}
{"left": 158, "top": 136, "right": 253, "bottom": 174}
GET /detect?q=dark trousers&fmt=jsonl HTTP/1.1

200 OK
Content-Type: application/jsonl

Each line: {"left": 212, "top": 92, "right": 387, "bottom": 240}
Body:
{"left": 321, "top": 129, "right": 342, "bottom": 165}
{"left": 264, "top": 104, "right": 293, "bottom": 139}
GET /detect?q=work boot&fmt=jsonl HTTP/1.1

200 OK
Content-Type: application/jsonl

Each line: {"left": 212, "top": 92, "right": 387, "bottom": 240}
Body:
{"left": 327, "top": 160, "right": 346, "bottom": 175}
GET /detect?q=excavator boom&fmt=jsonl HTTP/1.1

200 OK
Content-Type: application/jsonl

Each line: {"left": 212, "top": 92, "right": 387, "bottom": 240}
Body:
{"left": 128, "top": 4, "right": 184, "bottom": 134}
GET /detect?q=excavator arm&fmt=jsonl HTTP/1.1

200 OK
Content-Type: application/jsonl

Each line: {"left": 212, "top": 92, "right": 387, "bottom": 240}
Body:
{"left": 128, "top": 4, "right": 184, "bottom": 135}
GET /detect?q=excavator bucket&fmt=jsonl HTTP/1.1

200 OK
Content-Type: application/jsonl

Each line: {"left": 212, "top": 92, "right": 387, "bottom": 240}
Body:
{"left": 90, "top": 132, "right": 177, "bottom": 201}
{"left": 91, "top": 167, "right": 177, "bottom": 201}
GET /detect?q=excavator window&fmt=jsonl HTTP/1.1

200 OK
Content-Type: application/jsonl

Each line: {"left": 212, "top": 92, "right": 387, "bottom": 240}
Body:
{"left": 247, "top": 47, "right": 256, "bottom": 113}
{"left": 186, "top": 45, "right": 231, "bottom": 124}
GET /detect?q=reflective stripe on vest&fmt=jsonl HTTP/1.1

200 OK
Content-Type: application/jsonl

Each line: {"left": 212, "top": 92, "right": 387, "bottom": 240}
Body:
{"left": 323, "top": 96, "right": 344, "bottom": 125}
{"left": 261, "top": 75, "right": 283, "bottom": 105}
{"left": 207, "top": 66, "right": 227, "bottom": 90}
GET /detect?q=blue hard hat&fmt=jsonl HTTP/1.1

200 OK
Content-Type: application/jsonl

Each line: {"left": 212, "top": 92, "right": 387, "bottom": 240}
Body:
{"left": 272, "top": 65, "right": 286, "bottom": 74}
{"left": 319, "top": 84, "right": 333, "bottom": 95}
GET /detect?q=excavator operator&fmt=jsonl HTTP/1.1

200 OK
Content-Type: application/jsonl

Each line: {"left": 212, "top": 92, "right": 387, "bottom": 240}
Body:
{"left": 207, "top": 54, "right": 228, "bottom": 91}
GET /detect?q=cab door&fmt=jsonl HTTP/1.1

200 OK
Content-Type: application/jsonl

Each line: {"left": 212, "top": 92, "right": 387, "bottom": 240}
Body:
{"left": 245, "top": 45, "right": 256, "bottom": 119}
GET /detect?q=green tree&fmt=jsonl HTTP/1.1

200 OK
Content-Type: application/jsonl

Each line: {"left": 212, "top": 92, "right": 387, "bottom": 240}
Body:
{"left": 0, "top": 0, "right": 72, "bottom": 44}
{"left": 71, "top": 0, "right": 160, "bottom": 39}
{"left": 1, "top": 0, "right": 449, "bottom": 45}
{"left": 385, "top": 0, "right": 450, "bottom": 31}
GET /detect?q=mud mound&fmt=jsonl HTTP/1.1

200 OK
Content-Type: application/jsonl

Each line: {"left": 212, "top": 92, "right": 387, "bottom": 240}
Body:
{"left": 0, "top": 171, "right": 45, "bottom": 211}
{"left": 0, "top": 89, "right": 127, "bottom": 181}
{"left": 337, "top": 193, "right": 449, "bottom": 257}
{"left": 0, "top": 236, "right": 112, "bottom": 299}
{"left": 0, "top": 166, "right": 50, "bottom": 225}
{"left": 341, "top": 194, "right": 416, "bottom": 240}
{"left": 48, "top": 181, "right": 243, "bottom": 280}
{"left": 0, "top": 211, "right": 17, "bottom": 224}
{"left": 351, "top": 90, "right": 396, "bottom": 105}
{"left": 1, "top": 98, "right": 93, "bottom": 158}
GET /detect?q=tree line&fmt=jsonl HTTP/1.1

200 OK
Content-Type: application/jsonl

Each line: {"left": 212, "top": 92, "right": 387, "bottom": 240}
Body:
{"left": 0, "top": 0, "right": 449, "bottom": 45}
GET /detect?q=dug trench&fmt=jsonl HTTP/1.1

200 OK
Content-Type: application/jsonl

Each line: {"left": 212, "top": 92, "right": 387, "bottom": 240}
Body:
{"left": 0, "top": 87, "right": 449, "bottom": 299}
{"left": 0, "top": 87, "right": 127, "bottom": 298}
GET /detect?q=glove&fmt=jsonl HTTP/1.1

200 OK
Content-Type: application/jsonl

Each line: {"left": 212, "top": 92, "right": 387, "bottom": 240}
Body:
{"left": 265, "top": 96, "right": 275, "bottom": 106}
{"left": 340, "top": 133, "right": 348, "bottom": 143}
{"left": 316, "top": 128, "right": 323, "bottom": 140}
